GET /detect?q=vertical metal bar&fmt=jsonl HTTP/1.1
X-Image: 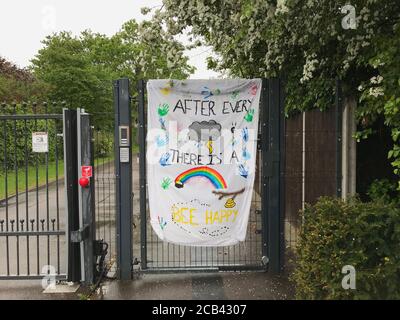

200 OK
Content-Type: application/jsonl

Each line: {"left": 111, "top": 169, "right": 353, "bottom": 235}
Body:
{"left": 267, "top": 78, "right": 283, "bottom": 274}
{"left": 260, "top": 78, "right": 269, "bottom": 261}
{"left": 77, "top": 108, "right": 96, "bottom": 285}
{"left": 79, "top": 109, "right": 96, "bottom": 284}
{"left": 24, "top": 118, "right": 30, "bottom": 275}
{"left": 114, "top": 78, "right": 133, "bottom": 279}
{"left": 279, "top": 80, "right": 286, "bottom": 272}
{"left": 3, "top": 110, "right": 10, "bottom": 275}
{"left": 95, "top": 130, "right": 100, "bottom": 241}
{"left": 33, "top": 103, "right": 40, "bottom": 275}
{"left": 13, "top": 103, "right": 20, "bottom": 275}
{"left": 137, "top": 79, "right": 147, "bottom": 270}
{"left": 44, "top": 103, "right": 50, "bottom": 269}
{"left": 55, "top": 123, "right": 60, "bottom": 275}
{"left": 107, "top": 149, "right": 112, "bottom": 262}
{"left": 335, "top": 79, "right": 343, "bottom": 198}
{"left": 63, "top": 108, "right": 81, "bottom": 282}
{"left": 102, "top": 157, "right": 106, "bottom": 244}
{"left": 77, "top": 108, "right": 85, "bottom": 281}
{"left": 302, "top": 112, "right": 306, "bottom": 211}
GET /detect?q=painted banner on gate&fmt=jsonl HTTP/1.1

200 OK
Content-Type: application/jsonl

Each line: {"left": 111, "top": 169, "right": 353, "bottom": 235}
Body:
{"left": 147, "top": 79, "right": 262, "bottom": 246}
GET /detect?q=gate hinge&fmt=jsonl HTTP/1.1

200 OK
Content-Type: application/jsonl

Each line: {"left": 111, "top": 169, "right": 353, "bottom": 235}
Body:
{"left": 70, "top": 224, "right": 90, "bottom": 242}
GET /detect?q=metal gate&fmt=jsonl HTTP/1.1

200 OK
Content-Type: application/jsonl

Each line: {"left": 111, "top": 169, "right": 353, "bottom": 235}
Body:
{"left": 111, "top": 78, "right": 285, "bottom": 276}
{"left": 136, "top": 80, "right": 264, "bottom": 272}
{"left": 0, "top": 102, "right": 67, "bottom": 280}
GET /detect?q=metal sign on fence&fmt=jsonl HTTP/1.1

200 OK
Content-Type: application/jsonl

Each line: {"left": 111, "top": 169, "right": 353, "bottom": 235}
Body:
{"left": 32, "top": 131, "right": 48, "bottom": 152}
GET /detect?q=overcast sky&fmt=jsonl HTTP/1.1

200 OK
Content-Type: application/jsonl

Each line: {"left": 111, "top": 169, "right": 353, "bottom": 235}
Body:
{"left": 0, "top": 0, "right": 219, "bottom": 79}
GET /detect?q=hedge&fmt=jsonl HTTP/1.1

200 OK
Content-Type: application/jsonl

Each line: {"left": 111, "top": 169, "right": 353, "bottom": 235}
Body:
{"left": 292, "top": 197, "right": 400, "bottom": 300}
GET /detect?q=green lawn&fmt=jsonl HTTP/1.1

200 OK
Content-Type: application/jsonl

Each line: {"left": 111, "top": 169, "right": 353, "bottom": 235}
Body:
{"left": 0, "top": 160, "right": 64, "bottom": 200}
{"left": 0, "top": 155, "right": 115, "bottom": 200}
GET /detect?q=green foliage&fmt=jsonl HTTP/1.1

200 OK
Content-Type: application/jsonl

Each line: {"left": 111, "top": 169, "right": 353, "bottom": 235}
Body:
{"left": 93, "top": 130, "right": 114, "bottom": 158}
{"left": 367, "top": 179, "right": 399, "bottom": 205}
{"left": 292, "top": 197, "right": 400, "bottom": 300}
{"left": 0, "top": 57, "right": 49, "bottom": 102}
{"left": 31, "top": 19, "right": 194, "bottom": 118}
{"left": 160, "top": 0, "right": 400, "bottom": 185}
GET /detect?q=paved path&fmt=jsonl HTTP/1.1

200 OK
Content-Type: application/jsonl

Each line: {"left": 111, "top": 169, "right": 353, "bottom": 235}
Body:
{"left": 0, "top": 271, "right": 294, "bottom": 300}
{"left": 101, "top": 272, "right": 294, "bottom": 300}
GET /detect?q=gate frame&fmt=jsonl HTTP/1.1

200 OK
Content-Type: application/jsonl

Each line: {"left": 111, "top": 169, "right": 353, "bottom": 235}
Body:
{"left": 261, "top": 78, "right": 285, "bottom": 274}
{"left": 114, "top": 78, "right": 134, "bottom": 280}
{"left": 113, "top": 78, "right": 285, "bottom": 277}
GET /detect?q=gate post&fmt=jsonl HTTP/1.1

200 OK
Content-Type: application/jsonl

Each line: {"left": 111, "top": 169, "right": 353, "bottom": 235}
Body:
{"left": 76, "top": 108, "right": 96, "bottom": 284}
{"left": 137, "top": 79, "right": 147, "bottom": 270}
{"left": 335, "top": 79, "right": 343, "bottom": 198}
{"left": 63, "top": 108, "right": 81, "bottom": 282}
{"left": 114, "top": 78, "right": 133, "bottom": 280}
{"left": 261, "top": 78, "right": 285, "bottom": 274}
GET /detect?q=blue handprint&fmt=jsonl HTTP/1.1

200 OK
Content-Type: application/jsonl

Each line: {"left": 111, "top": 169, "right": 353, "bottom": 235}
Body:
{"left": 201, "top": 86, "right": 213, "bottom": 99}
{"left": 156, "top": 134, "right": 169, "bottom": 147}
{"left": 242, "top": 127, "right": 249, "bottom": 143}
{"left": 242, "top": 148, "right": 251, "bottom": 160}
{"left": 238, "top": 164, "right": 249, "bottom": 178}
{"left": 159, "top": 117, "right": 167, "bottom": 131}
{"left": 158, "top": 216, "right": 167, "bottom": 230}
{"left": 159, "top": 152, "right": 171, "bottom": 166}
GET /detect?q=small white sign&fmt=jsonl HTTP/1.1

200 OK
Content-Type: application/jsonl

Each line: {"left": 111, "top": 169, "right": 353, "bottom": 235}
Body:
{"left": 120, "top": 147, "right": 130, "bottom": 163}
{"left": 32, "top": 132, "right": 48, "bottom": 153}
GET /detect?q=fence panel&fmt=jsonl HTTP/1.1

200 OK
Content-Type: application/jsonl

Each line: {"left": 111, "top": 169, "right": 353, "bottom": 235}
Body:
{"left": 0, "top": 102, "right": 66, "bottom": 279}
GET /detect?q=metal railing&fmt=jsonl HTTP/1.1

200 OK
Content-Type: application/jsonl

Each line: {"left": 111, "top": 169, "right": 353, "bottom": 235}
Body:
{"left": 0, "top": 102, "right": 66, "bottom": 279}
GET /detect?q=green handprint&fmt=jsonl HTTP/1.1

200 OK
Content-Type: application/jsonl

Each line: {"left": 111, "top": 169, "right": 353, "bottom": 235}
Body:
{"left": 161, "top": 177, "right": 172, "bottom": 190}
{"left": 158, "top": 103, "right": 169, "bottom": 117}
{"left": 244, "top": 109, "right": 255, "bottom": 122}
{"left": 231, "top": 90, "right": 239, "bottom": 99}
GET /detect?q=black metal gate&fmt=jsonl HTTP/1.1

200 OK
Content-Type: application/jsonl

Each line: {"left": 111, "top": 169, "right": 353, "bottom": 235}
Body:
{"left": 0, "top": 102, "right": 66, "bottom": 280}
{"left": 131, "top": 78, "right": 284, "bottom": 274}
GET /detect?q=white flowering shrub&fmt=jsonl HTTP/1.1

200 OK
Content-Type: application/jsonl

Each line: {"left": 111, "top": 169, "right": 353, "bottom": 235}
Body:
{"left": 150, "top": 0, "right": 400, "bottom": 187}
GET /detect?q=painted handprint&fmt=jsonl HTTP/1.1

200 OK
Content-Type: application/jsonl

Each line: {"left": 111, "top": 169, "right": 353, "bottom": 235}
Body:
{"left": 238, "top": 164, "right": 249, "bottom": 178}
{"left": 250, "top": 83, "right": 258, "bottom": 95}
{"left": 159, "top": 152, "right": 171, "bottom": 166}
{"left": 161, "top": 177, "right": 172, "bottom": 190}
{"left": 244, "top": 109, "right": 255, "bottom": 122}
{"left": 158, "top": 103, "right": 169, "bottom": 116}
{"left": 156, "top": 134, "right": 169, "bottom": 147}
{"left": 242, "top": 148, "right": 251, "bottom": 160}
{"left": 158, "top": 216, "right": 167, "bottom": 230}
{"left": 201, "top": 86, "right": 213, "bottom": 99}
{"left": 231, "top": 90, "right": 239, "bottom": 99}
{"left": 242, "top": 127, "right": 249, "bottom": 143}
{"left": 159, "top": 117, "right": 167, "bottom": 131}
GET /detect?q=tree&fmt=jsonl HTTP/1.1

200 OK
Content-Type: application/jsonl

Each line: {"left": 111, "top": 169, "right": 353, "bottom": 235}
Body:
{"left": 31, "top": 18, "right": 195, "bottom": 116}
{"left": 156, "top": 0, "right": 400, "bottom": 187}
{"left": 0, "top": 57, "right": 49, "bottom": 103}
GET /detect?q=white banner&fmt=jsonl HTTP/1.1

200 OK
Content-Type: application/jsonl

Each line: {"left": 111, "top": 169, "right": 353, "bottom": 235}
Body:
{"left": 147, "top": 79, "right": 261, "bottom": 246}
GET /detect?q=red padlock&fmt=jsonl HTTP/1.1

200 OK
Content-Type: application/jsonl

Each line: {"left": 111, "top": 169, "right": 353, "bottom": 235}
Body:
{"left": 79, "top": 177, "right": 90, "bottom": 188}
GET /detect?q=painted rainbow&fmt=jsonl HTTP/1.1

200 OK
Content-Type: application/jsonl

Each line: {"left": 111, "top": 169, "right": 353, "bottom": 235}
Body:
{"left": 174, "top": 166, "right": 227, "bottom": 189}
